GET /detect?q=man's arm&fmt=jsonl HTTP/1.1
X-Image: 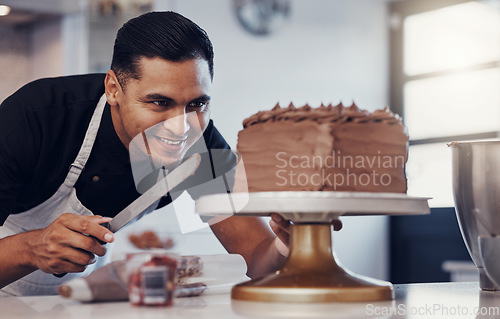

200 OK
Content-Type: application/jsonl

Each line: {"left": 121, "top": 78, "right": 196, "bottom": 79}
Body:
{"left": 0, "top": 231, "right": 39, "bottom": 288}
{"left": 210, "top": 213, "right": 342, "bottom": 279}
{"left": 0, "top": 214, "right": 114, "bottom": 289}
{"left": 210, "top": 215, "right": 287, "bottom": 278}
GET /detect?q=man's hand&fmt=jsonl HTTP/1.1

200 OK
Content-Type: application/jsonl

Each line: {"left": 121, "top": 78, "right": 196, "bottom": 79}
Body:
{"left": 269, "top": 213, "right": 343, "bottom": 257}
{"left": 27, "top": 214, "right": 114, "bottom": 275}
{"left": 268, "top": 214, "right": 290, "bottom": 256}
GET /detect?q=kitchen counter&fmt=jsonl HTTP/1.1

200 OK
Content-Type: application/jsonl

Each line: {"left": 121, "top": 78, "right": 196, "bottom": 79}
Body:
{"left": 2, "top": 281, "right": 499, "bottom": 318}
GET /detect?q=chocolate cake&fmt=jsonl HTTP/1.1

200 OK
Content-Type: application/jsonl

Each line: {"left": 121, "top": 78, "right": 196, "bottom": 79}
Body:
{"left": 236, "top": 103, "right": 408, "bottom": 193}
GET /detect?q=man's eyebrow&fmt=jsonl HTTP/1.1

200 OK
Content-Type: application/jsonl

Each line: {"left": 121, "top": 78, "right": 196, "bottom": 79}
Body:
{"left": 144, "top": 93, "right": 175, "bottom": 101}
{"left": 143, "top": 93, "right": 211, "bottom": 103}
{"left": 191, "top": 95, "right": 211, "bottom": 102}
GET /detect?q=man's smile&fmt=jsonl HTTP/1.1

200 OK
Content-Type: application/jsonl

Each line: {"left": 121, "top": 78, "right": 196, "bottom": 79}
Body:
{"left": 156, "top": 136, "right": 187, "bottom": 145}
{"left": 152, "top": 135, "right": 188, "bottom": 154}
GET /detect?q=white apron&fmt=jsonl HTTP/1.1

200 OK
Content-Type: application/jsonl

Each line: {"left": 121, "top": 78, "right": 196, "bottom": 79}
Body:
{"left": 0, "top": 94, "right": 119, "bottom": 296}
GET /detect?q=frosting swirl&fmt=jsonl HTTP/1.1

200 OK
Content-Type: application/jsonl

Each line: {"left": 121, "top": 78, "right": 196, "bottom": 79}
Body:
{"left": 242, "top": 103, "right": 402, "bottom": 128}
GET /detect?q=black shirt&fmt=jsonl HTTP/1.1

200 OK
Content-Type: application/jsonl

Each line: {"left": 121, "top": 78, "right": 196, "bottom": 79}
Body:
{"left": 0, "top": 74, "right": 234, "bottom": 225}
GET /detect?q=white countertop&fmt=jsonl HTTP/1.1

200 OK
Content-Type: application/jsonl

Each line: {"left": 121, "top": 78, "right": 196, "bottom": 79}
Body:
{"left": 2, "top": 282, "right": 499, "bottom": 319}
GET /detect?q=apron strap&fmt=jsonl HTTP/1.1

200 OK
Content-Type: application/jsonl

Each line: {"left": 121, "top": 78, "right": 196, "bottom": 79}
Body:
{"left": 64, "top": 94, "right": 108, "bottom": 188}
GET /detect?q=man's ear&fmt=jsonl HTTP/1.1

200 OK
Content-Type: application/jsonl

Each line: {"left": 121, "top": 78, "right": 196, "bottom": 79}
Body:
{"left": 105, "top": 70, "right": 122, "bottom": 107}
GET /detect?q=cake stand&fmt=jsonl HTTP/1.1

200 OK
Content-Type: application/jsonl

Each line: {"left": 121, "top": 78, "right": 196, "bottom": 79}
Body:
{"left": 195, "top": 191, "right": 430, "bottom": 303}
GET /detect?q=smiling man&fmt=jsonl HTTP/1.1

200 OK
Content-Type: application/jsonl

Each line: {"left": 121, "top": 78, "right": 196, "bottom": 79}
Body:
{"left": 0, "top": 11, "right": 289, "bottom": 296}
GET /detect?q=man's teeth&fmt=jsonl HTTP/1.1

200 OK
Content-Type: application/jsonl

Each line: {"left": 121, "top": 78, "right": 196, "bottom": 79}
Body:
{"left": 158, "top": 137, "right": 183, "bottom": 145}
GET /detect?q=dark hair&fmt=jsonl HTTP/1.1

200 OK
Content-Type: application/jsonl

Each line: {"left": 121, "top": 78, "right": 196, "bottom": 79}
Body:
{"left": 111, "top": 11, "right": 214, "bottom": 89}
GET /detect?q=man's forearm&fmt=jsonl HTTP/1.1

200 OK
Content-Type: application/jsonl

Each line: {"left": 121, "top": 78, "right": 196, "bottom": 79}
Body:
{"left": 0, "top": 231, "right": 38, "bottom": 289}
{"left": 210, "top": 215, "right": 288, "bottom": 279}
{"left": 247, "top": 236, "right": 287, "bottom": 278}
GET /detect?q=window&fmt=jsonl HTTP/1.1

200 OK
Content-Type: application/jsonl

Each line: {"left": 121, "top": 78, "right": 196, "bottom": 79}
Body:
{"left": 390, "top": 0, "right": 500, "bottom": 207}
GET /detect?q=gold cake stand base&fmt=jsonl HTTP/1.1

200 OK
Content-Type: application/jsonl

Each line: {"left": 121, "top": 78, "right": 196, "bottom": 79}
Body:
{"left": 231, "top": 223, "right": 393, "bottom": 303}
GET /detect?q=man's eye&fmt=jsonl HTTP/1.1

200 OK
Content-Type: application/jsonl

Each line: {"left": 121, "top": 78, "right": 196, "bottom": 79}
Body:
{"left": 187, "top": 101, "right": 208, "bottom": 110}
{"left": 152, "top": 101, "right": 169, "bottom": 107}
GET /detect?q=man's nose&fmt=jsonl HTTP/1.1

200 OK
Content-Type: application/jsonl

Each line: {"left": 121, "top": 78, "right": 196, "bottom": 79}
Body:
{"left": 163, "top": 111, "right": 190, "bottom": 136}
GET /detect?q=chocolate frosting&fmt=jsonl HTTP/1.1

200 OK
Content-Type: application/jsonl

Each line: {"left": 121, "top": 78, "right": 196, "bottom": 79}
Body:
{"left": 237, "top": 102, "right": 408, "bottom": 193}
{"left": 242, "top": 103, "right": 402, "bottom": 128}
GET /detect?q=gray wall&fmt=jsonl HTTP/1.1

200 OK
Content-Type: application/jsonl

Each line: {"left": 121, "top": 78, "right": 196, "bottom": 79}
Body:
{"left": 0, "top": 25, "right": 30, "bottom": 102}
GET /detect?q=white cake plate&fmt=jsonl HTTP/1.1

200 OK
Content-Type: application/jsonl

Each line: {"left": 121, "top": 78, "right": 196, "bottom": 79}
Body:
{"left": 195, "top": 191, "right": 430, "bottom": 303}
{"left": 196, "top": 191, "right": 430, "bottom": 223}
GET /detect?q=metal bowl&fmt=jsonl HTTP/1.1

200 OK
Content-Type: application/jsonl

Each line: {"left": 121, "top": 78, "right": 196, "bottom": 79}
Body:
{"left": 450, "top": 139, "right": 500, "bottom": 290}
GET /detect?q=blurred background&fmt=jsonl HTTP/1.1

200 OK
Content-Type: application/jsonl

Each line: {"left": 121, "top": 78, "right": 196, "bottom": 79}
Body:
{"left": 0, "top": 0, "right": 496, "bottom": 284}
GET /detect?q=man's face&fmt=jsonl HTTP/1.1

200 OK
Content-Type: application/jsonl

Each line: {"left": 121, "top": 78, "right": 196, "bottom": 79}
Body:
{"left": 106, "top": 57, "right": 211, "bottom": 170}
